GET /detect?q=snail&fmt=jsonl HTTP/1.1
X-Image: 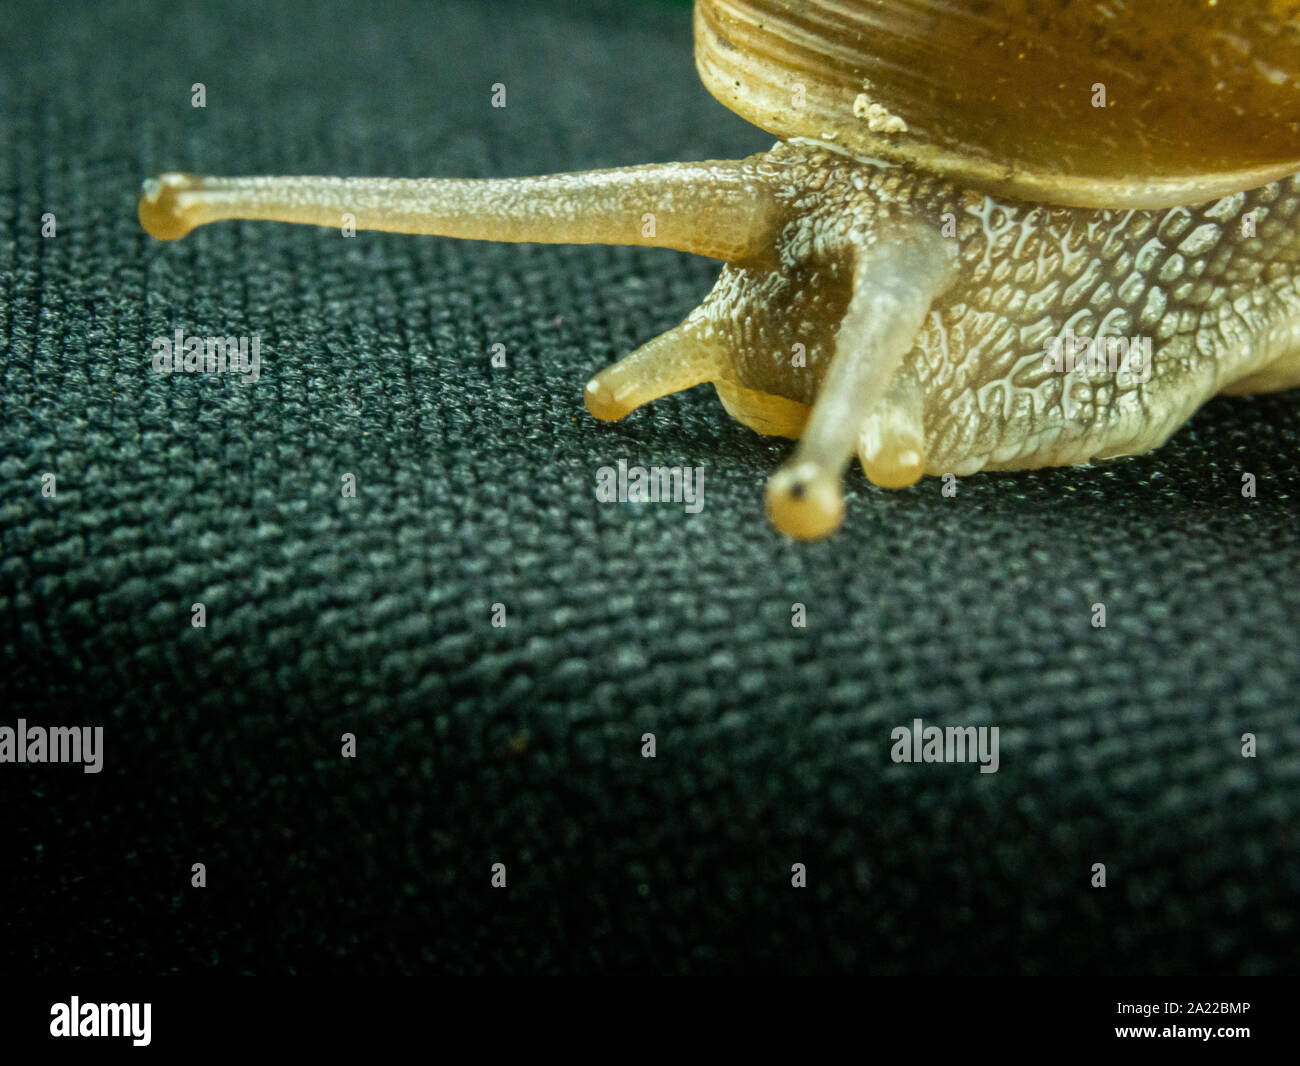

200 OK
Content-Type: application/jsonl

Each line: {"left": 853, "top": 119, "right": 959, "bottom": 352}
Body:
{"left": 138, "top": 0, "right": 1300, "bottom": 540}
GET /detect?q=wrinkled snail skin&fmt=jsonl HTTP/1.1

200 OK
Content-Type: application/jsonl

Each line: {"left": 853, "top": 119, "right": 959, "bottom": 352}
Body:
{"left": 138, "top": 0, "right": 1300, "bottom": 540}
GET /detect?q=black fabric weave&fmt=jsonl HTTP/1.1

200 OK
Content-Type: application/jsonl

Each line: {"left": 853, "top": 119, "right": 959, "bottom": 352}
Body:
{"left": 2, "top": 0, "right": 1298, "bottom": 975}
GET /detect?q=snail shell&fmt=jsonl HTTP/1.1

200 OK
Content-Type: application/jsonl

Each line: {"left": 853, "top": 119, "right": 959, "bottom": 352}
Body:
{"left": 696, "top": 0, "right": 1300, "bottom": 208}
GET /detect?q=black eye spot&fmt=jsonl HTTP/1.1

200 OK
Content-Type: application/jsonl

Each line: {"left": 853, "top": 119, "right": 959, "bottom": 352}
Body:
{"left": 789, "top": 481, "right": 806, "bottom": 500}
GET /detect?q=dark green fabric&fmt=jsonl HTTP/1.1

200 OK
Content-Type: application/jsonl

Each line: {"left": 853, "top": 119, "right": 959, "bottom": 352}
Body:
{"left": 3, "top": 0, "right": 1298, "bottom": 975}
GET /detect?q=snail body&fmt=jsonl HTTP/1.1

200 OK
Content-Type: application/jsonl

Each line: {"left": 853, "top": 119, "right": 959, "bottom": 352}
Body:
{"left": 139, "top": 0, "right": 1300, "bottom": 539}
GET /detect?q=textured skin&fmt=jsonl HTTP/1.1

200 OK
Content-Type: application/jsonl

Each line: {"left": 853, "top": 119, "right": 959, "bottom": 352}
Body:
{"left": 688, "top": 141, "right": 1300, "bottom": 477}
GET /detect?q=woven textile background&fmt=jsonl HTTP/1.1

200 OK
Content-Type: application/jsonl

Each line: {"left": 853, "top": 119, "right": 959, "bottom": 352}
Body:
{"left": 2, "top": 0, "right": 1298, "bottom": 975}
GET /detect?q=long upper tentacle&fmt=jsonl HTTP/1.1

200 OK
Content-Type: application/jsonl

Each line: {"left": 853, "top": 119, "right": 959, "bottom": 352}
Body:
{"left": 138, "top": 161, "right": 780, "bottom": 262}
{"left": 765, "top": 225, "right": 956, "bottom": 540}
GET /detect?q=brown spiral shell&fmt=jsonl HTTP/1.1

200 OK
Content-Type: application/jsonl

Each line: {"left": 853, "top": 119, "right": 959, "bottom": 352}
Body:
{"left": 695, "top": 0, "right": 1300, "bottom": 208}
